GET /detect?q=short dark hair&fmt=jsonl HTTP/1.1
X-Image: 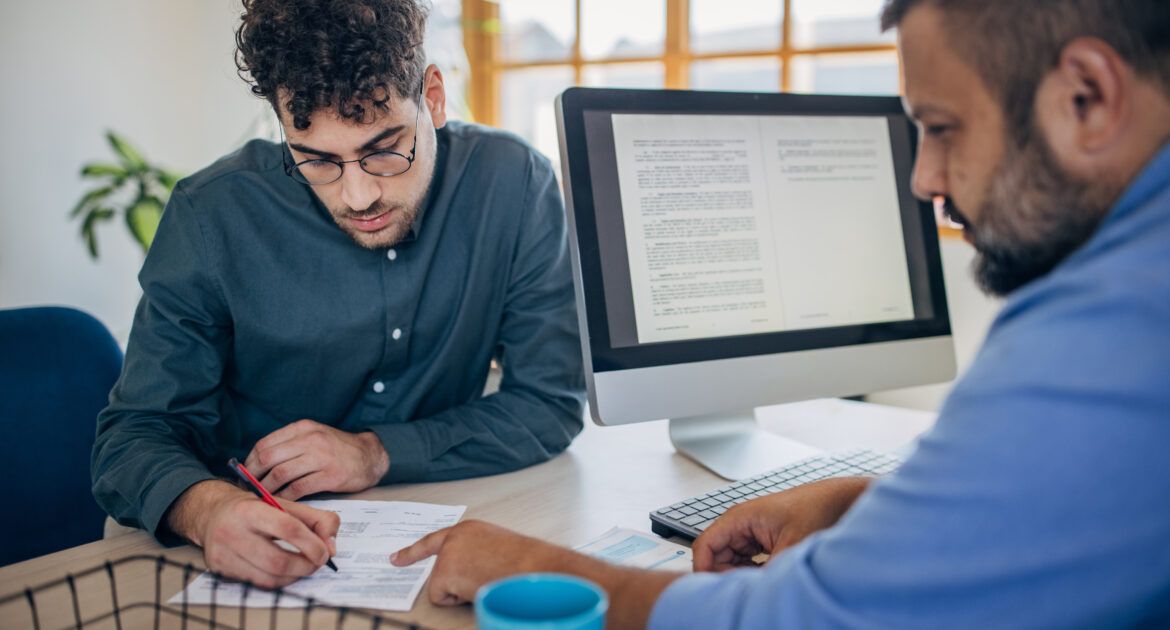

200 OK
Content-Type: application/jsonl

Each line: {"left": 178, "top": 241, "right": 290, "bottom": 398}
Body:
{"left": 880, "top": 0, "right": 1170, "bottom": 141}
{"left": 235, "top": 0, "right": 429, "bottom": 131}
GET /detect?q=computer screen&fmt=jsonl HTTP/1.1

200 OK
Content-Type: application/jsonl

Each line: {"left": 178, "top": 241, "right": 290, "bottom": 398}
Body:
{"left": 558, "top": 88, "right": 950, "bottom": 378}
{"left": 587, "top": 111, "right": 933, "bottom": 348}
{"left": 556, "top": 88, "right": 955, "bottom": 479}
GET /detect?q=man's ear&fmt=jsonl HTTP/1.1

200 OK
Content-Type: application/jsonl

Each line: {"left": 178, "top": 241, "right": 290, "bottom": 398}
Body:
{"left": 423, "top": 64, "right": 448, "bottom": 130}
{"left": 1034, "top": 37, "right": 1130, "bottom": 164}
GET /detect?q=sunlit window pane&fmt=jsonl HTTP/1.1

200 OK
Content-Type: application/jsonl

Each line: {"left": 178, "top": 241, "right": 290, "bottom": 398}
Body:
{"left": 791, "top": 0, "right": 892, "bottom": 48}
{"left": 581, "top": 0, "right": 664, "bottom": 59}
{"left": 499, "top": 0, "right": 575, "bottom": 63}
{"left": 789, "top": 52, "right": 900, "bottom": 95}
{"left": 691, "top": 0, "right": 781, "bottom": 54}
{"left": 690, "top": 57, "right": 780, "bottom": 92}
{"left": 500, "top": 66, "right": 575, "bottom": 162}
{"left": 581, "top": 62, "right": 664, "bottom": 89}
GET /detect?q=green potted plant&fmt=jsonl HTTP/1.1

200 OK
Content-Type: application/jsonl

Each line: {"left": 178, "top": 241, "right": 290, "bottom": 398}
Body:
{"left": 71, "top": 131, "right": 183, "bottom": 258}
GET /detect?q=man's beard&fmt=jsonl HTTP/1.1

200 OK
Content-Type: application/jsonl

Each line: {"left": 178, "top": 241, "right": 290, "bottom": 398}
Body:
{"left": 943, "top": 128, "right": 1120, "bottom": 297}
{"left": 331, "top": 199, "right": 420, "bottom": 250}
{"left": 327, "top": 135, "right": 436, "bottom": 250}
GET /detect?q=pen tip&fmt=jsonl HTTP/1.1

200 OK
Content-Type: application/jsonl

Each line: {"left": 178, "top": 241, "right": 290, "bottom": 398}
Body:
{"left": 327, "top": 559, "right": 339, "bottom": 572}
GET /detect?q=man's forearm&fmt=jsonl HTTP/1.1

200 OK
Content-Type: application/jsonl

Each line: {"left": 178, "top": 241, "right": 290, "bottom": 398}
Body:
{"left": 535, "top": 545, "right": 682, "bottom": 629}
{"left": 367, "top": 390, "right": 582, "bottom": 484}
{"left": 603, "top": 566, "right": 683, "bottom": 629}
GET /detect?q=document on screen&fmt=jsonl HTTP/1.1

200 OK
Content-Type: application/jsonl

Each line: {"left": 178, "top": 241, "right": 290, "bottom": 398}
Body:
{"left": 611, "top": 113, "right": 915, "bottom": 345}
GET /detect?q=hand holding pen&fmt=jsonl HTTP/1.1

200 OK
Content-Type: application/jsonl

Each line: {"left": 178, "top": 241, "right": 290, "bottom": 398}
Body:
{"left": 229, "top": 458, "right": 339, "bottom": 572}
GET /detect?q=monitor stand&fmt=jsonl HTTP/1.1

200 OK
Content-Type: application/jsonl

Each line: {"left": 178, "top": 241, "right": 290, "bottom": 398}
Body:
{"left": 669, "top": 408, "right": 823, "bottom": 480}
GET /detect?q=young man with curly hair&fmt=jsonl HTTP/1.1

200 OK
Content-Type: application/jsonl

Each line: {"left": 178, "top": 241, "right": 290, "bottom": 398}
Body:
{"left": 392, "top": 0, "right": 1170, "bottom": 626}
{"left": 91, "top": 0, "right": 585, "bottom": 588}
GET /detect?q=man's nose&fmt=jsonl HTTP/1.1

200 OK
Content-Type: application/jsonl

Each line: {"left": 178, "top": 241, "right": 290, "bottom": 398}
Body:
{"left": 910, "top": 142, "right": 947, "bottom": 202}
{"left": 339, "top": 163, "right": 380, "bottom": 212}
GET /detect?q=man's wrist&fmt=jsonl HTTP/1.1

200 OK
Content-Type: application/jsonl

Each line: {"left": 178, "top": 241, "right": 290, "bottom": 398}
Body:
{"left": 359, "top": 430, "right": 390, "bottom": 484}
{"left": 527, "top": 541, "right": 680, "bottom": 628}
{"left": 165, "top": 479, "right": 248, "bottom": 546}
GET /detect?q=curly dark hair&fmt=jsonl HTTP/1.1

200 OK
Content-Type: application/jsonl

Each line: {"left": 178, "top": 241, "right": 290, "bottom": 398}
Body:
{"left": 235, "top": 0, "right": 429, "bottom": 130}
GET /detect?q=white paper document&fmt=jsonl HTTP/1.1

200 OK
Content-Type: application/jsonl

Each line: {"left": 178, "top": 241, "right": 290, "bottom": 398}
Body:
{"left": 170, "top": 500, "right": 465, "bottom": 611}
{"left": 610, "top": 113, "right": 916, "bottom": 344}
{"left": 576, "top": 527, "right": 693, "bottom": 573}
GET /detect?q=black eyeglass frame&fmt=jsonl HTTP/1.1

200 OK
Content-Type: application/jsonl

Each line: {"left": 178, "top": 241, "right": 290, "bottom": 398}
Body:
{"left": 280, "top": 80, "right": 426, "bottom": 186}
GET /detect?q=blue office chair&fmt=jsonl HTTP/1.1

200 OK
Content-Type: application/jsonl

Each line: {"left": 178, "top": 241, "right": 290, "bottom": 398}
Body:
{"left": 0, "top": 307, "right": 122, "bottom": 566}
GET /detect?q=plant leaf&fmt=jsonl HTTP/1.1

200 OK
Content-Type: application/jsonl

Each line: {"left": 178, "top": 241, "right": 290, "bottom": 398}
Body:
{"left": 83, "top": 224, "right": 98, "bottom": 258}
{"left": 70, "top": 185, "right": 115, "bottom": 218}
{"left": 126, "top": 197, "right": 164, "bottom": 252}
{"left": 81, "top": 162, "right": 129, "bottom": 179}
{"left": 106, "top": 131, "right": 147, "bottom": 172}
{"left": 80, "top": 207, "right": 114, "bottom": 259}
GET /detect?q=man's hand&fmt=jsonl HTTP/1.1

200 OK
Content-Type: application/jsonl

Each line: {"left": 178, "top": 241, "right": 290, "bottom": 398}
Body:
{"left": 692, "top": 476, "right": 871, "bottom": 572}
{"left": 166, "top": 480, "right": 341, "bottom": 589}
{"left": 244, "top": 419, "right": 390, "bottom": 500}
{"left": 391, "top": 520, "right": 566, "bottom": 605}
{"left": 392, "top": 520, "right": 681, "bottom": 628}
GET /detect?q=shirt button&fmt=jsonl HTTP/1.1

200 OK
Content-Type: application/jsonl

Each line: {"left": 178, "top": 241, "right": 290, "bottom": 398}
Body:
{"left": 386, "top": 249, "right": 397, "bottom": 261}
{"left": 372, "top": 381, "right": 385, "bottom": 394}
{"left": 392, "top": 328, "right": 402, "bottom": 341}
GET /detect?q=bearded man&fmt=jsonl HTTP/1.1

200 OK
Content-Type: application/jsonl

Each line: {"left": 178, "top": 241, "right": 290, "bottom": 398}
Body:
{"left": 392, "top": 1, "right": 1170, "bottom": 627}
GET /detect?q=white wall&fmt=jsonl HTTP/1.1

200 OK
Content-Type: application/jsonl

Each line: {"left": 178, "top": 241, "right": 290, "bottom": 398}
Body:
{"left": 0, "top": 0, "right": 265, "bottom": 340}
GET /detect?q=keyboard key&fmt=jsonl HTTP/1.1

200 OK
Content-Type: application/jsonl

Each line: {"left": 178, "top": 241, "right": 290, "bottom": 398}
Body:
{"left": 666, "top": 510, "right": 686, "bottom": 520}
{"left": 679, "top": 506, "right": 698, "bottom": 516}
{"left": 681, "top": 514, "right": 706, "bottom": 526}
{"left": 698, "top": 510, "right": 718, "bottom": 519}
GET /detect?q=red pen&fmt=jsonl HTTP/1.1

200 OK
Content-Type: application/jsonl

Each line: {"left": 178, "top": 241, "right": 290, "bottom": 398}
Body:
{"left": 227, "top": 457, "right": 339, "bottom": 572}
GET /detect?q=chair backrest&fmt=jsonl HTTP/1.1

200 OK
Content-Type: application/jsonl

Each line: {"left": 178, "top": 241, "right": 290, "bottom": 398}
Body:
{"left": 0, "top": 307, "right": 123, "bottom": 566}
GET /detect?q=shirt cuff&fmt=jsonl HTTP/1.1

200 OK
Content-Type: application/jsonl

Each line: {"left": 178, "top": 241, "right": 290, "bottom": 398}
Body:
{"left": 648, "top": 571, "right": 741, "bottom": 630}
{"left": 366, "top": 421, "right": 430, "bottom": 484}
{"left": 139, "top": 466, "right": 218, "bottom": 547}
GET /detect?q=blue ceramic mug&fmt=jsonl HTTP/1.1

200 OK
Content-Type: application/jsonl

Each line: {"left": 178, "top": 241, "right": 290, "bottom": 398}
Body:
{"left": 475, "top": 573, "right": 608, "bottom": 630}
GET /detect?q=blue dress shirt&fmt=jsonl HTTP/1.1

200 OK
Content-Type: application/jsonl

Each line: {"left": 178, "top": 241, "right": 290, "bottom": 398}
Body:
{"left": 650, "top": 143, "right": 1170, "bottom": 628}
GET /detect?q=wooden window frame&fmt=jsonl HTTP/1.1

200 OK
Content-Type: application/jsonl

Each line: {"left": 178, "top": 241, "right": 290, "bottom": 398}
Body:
{"left": 460, "top": 0, "right": 961, "bottom": 239}
{"left": 462, "top": 0, "right": 901, "bottom": 124}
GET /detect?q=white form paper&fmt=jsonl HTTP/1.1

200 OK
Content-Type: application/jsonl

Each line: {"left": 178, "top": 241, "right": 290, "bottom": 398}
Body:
{"left": 575, "top": 527, "right": 693, "bottom": 573}
{"left": 169, "top": 500, "right": 466, "bottom": 611}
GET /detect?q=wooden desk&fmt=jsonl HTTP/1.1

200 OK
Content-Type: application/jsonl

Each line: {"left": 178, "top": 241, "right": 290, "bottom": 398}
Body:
{"left": 0, "top": 400, "right": 934, "bottom": 629}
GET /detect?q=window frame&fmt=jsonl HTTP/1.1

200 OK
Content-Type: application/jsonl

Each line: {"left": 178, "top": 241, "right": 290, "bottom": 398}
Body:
{"left": 460, "top": 0, "right": 960, "bottom": 239}
{"left": 462, "top": 0, "right": 903, "bottom": 123}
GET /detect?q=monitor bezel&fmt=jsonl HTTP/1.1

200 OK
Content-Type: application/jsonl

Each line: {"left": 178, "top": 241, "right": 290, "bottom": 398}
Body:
{"left": 558, "top": 87, "right": 952, "bottom": 374}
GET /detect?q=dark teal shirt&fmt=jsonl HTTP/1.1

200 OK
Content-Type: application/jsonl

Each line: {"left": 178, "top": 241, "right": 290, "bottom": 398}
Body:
{"left": 92, "top": 121, "right": 586, "bottom": 541}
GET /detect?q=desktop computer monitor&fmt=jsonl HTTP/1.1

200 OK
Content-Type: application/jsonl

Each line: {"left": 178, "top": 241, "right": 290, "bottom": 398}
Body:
{"left": 554, "top": 87, "right": 957, "bottom": 480}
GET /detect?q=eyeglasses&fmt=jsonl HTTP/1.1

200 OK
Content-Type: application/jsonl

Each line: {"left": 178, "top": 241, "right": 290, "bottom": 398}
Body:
{"left": 281, "top": 81, "right": 425, "bottom": 186}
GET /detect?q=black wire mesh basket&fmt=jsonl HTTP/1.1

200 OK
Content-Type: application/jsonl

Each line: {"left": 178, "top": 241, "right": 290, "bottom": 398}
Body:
{"left": 0, "top": 555, "right": 428, "bottom": 630}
